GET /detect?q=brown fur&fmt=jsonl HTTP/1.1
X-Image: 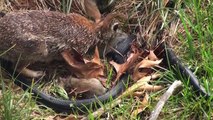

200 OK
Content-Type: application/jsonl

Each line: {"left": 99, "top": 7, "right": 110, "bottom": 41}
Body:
{"left": 0, "top": 10, "right": 99, "bottom": 64}
{"left": 0, "top": 10, "right": 125, "bottom": 77}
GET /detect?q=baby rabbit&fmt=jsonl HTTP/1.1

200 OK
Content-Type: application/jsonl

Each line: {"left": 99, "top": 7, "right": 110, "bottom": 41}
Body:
{"left": 0, "top": 10, "right": 122, "bottom": 78}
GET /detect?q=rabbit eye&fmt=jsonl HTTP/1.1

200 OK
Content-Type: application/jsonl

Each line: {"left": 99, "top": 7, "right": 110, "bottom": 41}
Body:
{"left": 111, "top": 22, "right": 119, "bottom": 32}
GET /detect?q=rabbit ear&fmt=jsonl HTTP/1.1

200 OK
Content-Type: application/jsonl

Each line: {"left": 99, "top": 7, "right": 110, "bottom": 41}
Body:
{"left": 83, "top": 0, "right": 101, "bottom": 23}
{"left": 100, "top": 13, "right": 127, "bottom": 31}
{"left": 92, "top": 13, "right": 127, "bottom": 32}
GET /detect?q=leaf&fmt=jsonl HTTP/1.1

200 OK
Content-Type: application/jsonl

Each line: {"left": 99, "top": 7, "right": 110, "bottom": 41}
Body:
{"left": 109, "top": 61, "right": 121, "bottom": 73}
{"left": 132, "top": 54, "right": 162, "bottom": 81}
{"left": 110, "top": 48, "right": 141, "bottom": 84}
{"left": 91, "top": 46, "right": 102, "bottom": 65}
{"left": 80, "top": 62, "right": 104, "bottom": 78}
{"left": 148, "top": 50, "right": 158, "bottom": 61}
{"left": 61, "top": 47, "right": 104, "bottom": 78}
{"left": 132, "top": 68, "right": 152, "bottom": 81}
{"left": 139, "top": 59, "right": 162, "bottom": 68}
{"left": 61, "top": 49, "right": 84, "bottom": 69}
{"left": 70, "top": 48, "right": 85, "bottom": 63}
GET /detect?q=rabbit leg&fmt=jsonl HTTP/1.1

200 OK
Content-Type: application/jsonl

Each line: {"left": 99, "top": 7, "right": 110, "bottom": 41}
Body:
{"left": 17, "top": 63, "right": 45, "bottom": 78}
{"left": 19, "top": 67, "right": 44, "bottom": 78}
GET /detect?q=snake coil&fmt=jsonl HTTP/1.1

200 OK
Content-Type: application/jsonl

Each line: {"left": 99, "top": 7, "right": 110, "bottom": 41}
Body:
{"left": 0, "top": 38, "right": 208, "bottom": 113}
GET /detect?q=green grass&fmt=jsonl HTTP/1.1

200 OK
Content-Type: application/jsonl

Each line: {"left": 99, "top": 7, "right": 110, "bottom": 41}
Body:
{"left": 1, "top": 77, "right": 34, "bottom": 120}
{"left": 179, "top": 0, "right": 213, "bottom": 95}
{"left": 61, "top": 0, "right": 73, "bottom": 13}
{"left": 157, "top": 0, "right": 213, "bottom": 119}
{"left": 1, "top": 0, "right": 213, "bottom": 119}
{"left": 0, "top": 75, "right": 55, "bottom": 120}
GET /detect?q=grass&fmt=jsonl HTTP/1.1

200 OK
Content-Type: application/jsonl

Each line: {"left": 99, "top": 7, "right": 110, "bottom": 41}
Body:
{"left": 61, "top": 0, "right": 73, "bottom": 13}
{"left": 0, "top": 0, "right": 213, "bottom": 119}
{"left": 158, "top": 0, "right": 213, "bottom": 119}
{"left": 0, "top": 73, "right": 55, "bottom": 120}
{"left": 1, "top": 78, "right": 34, "bottom": 120}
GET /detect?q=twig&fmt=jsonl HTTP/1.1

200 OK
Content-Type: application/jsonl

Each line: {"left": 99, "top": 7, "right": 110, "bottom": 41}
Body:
{"left": 81, "top": 76, "right": 151, "bottom": 120}
{"left": 149, "top": 80, "right": 182, "bottom": 120}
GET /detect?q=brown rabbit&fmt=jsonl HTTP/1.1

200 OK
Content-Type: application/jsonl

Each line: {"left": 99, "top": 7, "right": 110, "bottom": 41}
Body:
{"left": 0, "top": 10, "right": 124, "bottom": 78}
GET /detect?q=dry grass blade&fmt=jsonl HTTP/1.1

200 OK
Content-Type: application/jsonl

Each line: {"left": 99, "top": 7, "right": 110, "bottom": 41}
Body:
{"left": 163, "top": 0, "right": 170, "bottom": 7}
{"left": 151, "top": 73, "right": 161, "bottom": 80}
{"left": 136, "top": 76, "right": 151, "bottom": 83}
{"left": 131, "top": 92, "right": 149, "bottom": 118}
{"left": 83, "top": 76, "right": 151, "bottom": 119}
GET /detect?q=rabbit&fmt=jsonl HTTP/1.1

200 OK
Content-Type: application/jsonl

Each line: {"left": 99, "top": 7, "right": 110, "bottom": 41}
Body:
{"left": 0, "top": 10, "right": 125, "bottom": 78}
